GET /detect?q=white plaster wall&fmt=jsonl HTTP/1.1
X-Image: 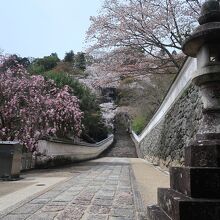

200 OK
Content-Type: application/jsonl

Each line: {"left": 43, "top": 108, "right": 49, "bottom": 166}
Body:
{"left": 132, "top": 57, "right": 197, "bottom": 143}
{"left": 37, "top": 135, "right": 114, "bottom": 161}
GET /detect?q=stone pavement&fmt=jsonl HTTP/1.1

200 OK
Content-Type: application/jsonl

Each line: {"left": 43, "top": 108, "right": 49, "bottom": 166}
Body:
{"left": 0, "top": 158, "right": 147, "bottom": 220}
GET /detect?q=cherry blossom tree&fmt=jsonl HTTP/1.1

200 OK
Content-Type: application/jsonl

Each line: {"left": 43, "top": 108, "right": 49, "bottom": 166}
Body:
{"left": 86, "top": 0, "right": 204, "bottom": 70}
{"left": 0, "top": 56, "right": 83, "bottom": 151}
{"left": 84, "top": 46, "right": 183, "bottom": 88}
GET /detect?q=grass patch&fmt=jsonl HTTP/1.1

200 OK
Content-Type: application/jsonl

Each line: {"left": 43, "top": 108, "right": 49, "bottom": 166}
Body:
{"left": 131, "top": 115, "right": 147, "bottom": 135}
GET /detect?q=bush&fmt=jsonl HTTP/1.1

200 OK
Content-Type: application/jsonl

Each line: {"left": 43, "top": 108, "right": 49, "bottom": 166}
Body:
{"left": 81, "top": 112, "right": 108, "bottom": 142}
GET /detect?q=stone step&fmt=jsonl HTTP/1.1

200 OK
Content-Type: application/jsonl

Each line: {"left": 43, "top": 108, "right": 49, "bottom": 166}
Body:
{"left": 185, "top": 139, "right": 220, "bottom": 167}
{"left": 147, "top": 205, "right": 171, "bottom": 220}
{"left": 158, "top": 188, "right": 220, "bottom": 220}
{"left": 170, "top": 167, "right": 220, "bottom": 198}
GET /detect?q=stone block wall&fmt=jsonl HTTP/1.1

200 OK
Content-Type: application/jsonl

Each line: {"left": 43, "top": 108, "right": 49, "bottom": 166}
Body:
{"left": 138, "top": 84, "right": 203, "bottom": 169}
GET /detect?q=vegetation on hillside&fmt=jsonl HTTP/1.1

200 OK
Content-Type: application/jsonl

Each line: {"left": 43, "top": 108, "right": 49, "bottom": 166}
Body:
{"left": 28, "top": 51, "right": 87, "bottom": 75}
{"left": 117, "top": 74, "right": 175, "bottom": 134}
{"left": 28, "top": 51, "right": 108, "bottom": 142}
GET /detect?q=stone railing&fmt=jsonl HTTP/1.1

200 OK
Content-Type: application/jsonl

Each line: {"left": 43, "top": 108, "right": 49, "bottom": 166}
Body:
{"left": 131, "top": 57, "right": 203, "bottom": 168}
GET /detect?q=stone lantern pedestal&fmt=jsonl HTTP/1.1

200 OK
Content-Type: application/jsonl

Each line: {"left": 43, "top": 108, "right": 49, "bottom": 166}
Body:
{"left": 147, "top": 136, "right": 220, "bottom": 220}
{"left": 147, "top": 1, "right": 220, "bottom": 219}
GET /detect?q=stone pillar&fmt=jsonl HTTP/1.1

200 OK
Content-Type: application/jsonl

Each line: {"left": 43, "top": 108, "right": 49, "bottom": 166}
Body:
{"left": 147, "top": 1, "right": 220, "bottom": 219}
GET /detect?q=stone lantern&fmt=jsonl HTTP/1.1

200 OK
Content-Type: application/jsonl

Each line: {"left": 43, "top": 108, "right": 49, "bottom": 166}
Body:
{"left": 147, "top": 1, "right": 220, "bottom": 219}
{"left": 183, "top": 0, "right": 220, "bottom": 117}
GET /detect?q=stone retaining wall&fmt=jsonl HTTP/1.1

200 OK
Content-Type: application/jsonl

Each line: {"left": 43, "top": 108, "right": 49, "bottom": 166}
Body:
{"left": 138, "top": 84, "right": 203, "bottom": 168}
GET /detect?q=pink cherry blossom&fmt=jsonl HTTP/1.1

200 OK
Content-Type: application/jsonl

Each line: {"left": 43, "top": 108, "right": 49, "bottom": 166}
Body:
{"left": 0, "top": 55, "right": 83, "bottom": 151}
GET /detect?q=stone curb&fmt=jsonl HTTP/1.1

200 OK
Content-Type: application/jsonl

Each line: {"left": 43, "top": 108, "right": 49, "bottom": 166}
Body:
{"left": 130, "top": 166, "right": 148, "bottom": 220}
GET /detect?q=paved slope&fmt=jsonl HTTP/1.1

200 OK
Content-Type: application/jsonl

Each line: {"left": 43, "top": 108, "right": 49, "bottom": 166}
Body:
{"left": 0, "top": 158, "right": 169, "bottom": 220}
{"left": 102, "top": 132, "right": 138, "bottom": 158}
{"left": 102, "top": 112, "right": 138, "bottom": 158}
{"left": 0, "top": 158, "right": 144, "bottom": 220}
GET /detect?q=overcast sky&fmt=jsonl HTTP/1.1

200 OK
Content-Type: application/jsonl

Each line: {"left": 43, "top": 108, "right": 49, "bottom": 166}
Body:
{"left": 0, "top": 0, "right": 102, "bottom": 59}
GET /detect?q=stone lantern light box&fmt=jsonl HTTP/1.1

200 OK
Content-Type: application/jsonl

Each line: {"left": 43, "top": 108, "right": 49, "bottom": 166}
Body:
{"left": 197, "top": 43, "right": 220, "bottom": 67}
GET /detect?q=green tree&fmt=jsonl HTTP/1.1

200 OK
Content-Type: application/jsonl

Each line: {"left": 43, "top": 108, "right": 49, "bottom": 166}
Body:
{"left": 29, "top": 53, "right": 60, "bottom": 73}
{"left": 64, "top": 50, "right": 75, "bottom": 63}
{"left": 74, "top": 52, "right": 86, "bottom": 70}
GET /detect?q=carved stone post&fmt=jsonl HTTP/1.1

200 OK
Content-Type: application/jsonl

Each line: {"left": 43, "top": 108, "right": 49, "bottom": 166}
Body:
{"left": 147, "top": 1, "right": 220, "bottom": 219}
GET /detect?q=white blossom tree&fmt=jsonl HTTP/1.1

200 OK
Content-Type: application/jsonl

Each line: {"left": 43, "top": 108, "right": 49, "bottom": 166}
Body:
{"left": 86, "top": 0, "right": 204, "bottom": 71}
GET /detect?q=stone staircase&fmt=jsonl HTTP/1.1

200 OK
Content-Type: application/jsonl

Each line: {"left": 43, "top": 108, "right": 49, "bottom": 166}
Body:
{"left": 102, "top": 131, "right": 137, "bottom": 158}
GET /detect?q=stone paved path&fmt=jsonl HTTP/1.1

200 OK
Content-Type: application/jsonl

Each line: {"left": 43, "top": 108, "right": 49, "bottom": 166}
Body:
{"left": 0, "top": 158, "right": 146, "bottom": 220}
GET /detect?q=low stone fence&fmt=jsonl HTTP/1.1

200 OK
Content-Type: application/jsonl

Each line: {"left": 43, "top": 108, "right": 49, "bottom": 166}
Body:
{"left": 35, "top": 135, "right": 114, "bottom": 167}
{"left": 20, "top": 135, "right": 114, "bottom": 170}
{"left": 131, "top": 58, "right": 204, "bottom": 168}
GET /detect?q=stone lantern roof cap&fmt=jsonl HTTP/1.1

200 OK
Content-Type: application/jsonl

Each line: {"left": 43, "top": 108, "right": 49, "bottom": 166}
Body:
{"left": 199, "top": 0, "right": 220, "bottom": 24}
{"left": 182, "top": 0, "right": 220, "bottom": 57}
